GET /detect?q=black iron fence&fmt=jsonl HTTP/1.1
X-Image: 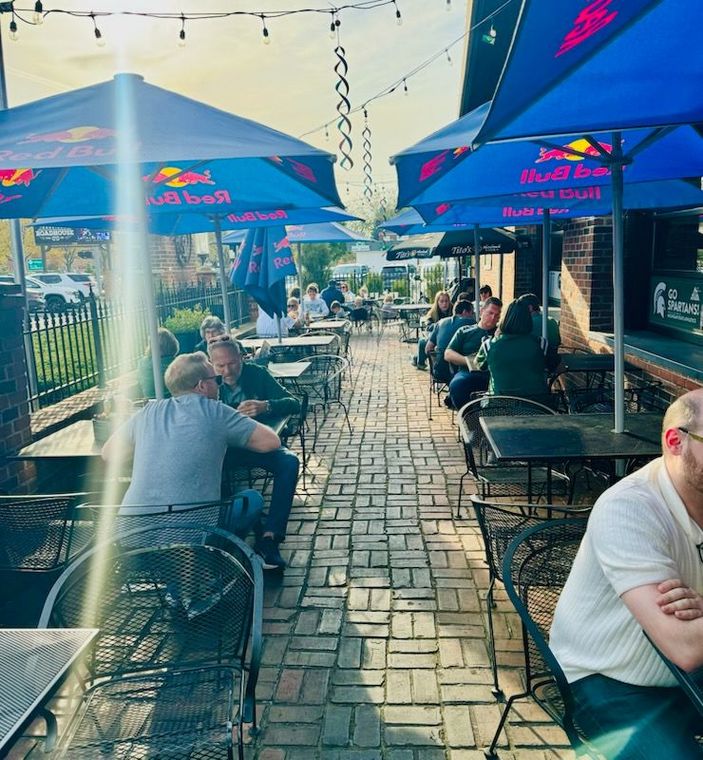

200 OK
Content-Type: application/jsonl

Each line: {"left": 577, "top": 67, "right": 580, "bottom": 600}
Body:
{"left": 24, "top": 282, "right": 250, "bottom": 410}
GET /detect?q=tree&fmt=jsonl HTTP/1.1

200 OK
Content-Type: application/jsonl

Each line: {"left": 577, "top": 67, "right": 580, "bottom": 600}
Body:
{"left": 344, "top": 190, "right": 398, "bottom": 240}
{"left": 0, "top": 220, "right": 43, "bottom": 274}
{"left": 297, "top": 242, "right": 348, "bottom": 288}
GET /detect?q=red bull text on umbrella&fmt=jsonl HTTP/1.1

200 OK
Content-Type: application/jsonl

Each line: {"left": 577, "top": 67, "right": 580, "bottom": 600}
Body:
{"left": 520, "top": 140, "right": 614, "bottom": 186}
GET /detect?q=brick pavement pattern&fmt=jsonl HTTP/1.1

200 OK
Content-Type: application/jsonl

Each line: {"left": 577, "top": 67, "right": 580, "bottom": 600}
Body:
{"left": 252, "top": 332, "right": 575, "bottom": 760}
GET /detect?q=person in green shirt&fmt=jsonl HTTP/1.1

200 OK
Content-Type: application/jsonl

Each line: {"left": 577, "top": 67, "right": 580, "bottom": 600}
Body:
{"left": 208, "top": 336, "right": 300, "bottom": 570}
{"left": 444, "top": 297, "right": 502, "bottom": 409}
{"left": 518, "top": 292, "right": 561, "bottom": 371}
{"left": 475, "top": 299, "right": 551, "bottom": 405}
{"left": 137, "top": 327, "right": 179, "bottom": 399}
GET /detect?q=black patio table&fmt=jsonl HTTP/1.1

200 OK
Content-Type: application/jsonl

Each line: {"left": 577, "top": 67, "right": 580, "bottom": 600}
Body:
{"left": 0, "top": 628, "right": 98, "bottom": 753}
{"left": 479, "top": 412, "right": 663, "bottom": 501}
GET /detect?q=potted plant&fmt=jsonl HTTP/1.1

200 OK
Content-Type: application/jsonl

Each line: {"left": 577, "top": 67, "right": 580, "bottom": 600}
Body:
{"left": 163, "top": 304, "right": 210, "bottom": 353}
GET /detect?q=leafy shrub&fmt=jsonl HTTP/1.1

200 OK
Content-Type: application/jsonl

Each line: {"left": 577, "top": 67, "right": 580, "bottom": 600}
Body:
{"left": 163, "top": 305, "right": 210, "bottom": 333}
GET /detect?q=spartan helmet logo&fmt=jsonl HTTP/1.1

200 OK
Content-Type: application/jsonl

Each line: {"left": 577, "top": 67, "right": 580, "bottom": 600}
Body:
{"left": 653, "top": 282, "right": 666, "bottom": 318}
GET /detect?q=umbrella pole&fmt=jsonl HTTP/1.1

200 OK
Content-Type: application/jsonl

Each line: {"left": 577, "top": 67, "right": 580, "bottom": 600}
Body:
{"left": 141, "top": 235, "right": 164, "bottom": 400}
{"left": 611, "top": 132, "right": 626, "bottom": 434}
{"left": 473, "top": 224, "right": 481, "bottom": 317}
{"left": 296, "top": 242, "right": 304, "bottom": 317}
{"left": 542, "top": 209, "right": 551, "bottom": 341}
{"left": 213, "top": 216, "right": 233, "bottom": 330}
{"left": 276, "top": 314, "right": 283, "bottom": 344}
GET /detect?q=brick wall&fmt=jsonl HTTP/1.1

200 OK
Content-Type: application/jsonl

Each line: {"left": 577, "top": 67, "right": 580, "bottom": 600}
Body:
{"left": 150, "top": 235, "right": 199, "bottom": 286}
{"left": 560, "top": 216, "right": 614, "bottom": 348}
{"left": 0, "top": 291, "right": 35, "bottom": 493}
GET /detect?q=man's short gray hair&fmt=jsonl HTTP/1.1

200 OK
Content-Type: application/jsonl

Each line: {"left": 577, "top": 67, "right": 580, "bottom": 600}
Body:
{"left": 164, "top": 352, "right": 210, "bottom": 396}
{"left": 663, "top": 392, "right": 701, "bottom": 437}
{"left": 199, "top": 315, "right": 225, "bottom": 339}
{"left": 207, "top": 337, "right": 242, "bottom": 359}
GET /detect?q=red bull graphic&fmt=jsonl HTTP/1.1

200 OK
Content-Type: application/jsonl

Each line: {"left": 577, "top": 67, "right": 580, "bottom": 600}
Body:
{"left": 520, "top": 140, "right": 617, "bottom": 186}
{"left": 518, "top": 186, "right": 603, "bottom": 201}
{"left": 0, "top": 168, "right": 40, "bottom": 187}
{"left": 536, "top": 138, "right": 612, "bottom": 163}
{"left": 434, "top": 202, "right": 452, "bottom": 216}
{"left": 419, "top": 145, "right": 470, "bottom": 183}
{"left": 269, "top": 156, "right": 318, "bottom": 184}
{"left": 273, "top": 236, "right": 290, "bottom": 253}
{"left": 226, "top": 209, "right": 289, "bottom": 223}
{"left": 19, "top": 126, "right": 116, "bottom": 144}
{"left": 143, "top": 166, "right": 231, "bottom": 208}
{"left": 502, "top": 207, "right": 571, "bottom": 218}
{"left": 556, "top": 0, "right": 618, "bottom": 57}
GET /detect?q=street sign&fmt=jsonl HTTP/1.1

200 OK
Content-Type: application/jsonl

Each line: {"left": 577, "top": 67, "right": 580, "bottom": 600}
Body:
{"left": 27, "top": 259, "right": 43, "bottom": 272}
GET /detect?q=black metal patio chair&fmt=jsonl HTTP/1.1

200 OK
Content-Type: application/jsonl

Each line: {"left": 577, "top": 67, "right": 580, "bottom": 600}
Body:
{"left": 645, "top": 632, "right": 703, "bottom": 719}
{"left": 38, "top": 523, "right": 264, "bottom": 760}
{"left": 426, "top": 351, "right": 450, "bottom": 421}
{"left": 456, "top": 396, "right": 571, "bottom": 516}
{"left": 484, "top": 518, "right": 595, "bottom": 759}
{"left": 470, "top": 498, "right": 592, "bottom": 702}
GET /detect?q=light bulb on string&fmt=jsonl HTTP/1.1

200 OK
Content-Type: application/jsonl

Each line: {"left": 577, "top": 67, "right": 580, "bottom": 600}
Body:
{"left": 33, "top": 1, "right": 43, "bottom": 25}
{"left": 91, "top": 14, "right": 105, "bottom": 47}
{"left": 403, "top": 79, "right": 408, "bottom": 96}
{"left": 8, "top": 16, "right": 18, "bottom": 41}
{"left": 178, "top": 14, "right": 186, "bottom": 47}
{"left": 324, "top": 125, "right": 330, "bottom": 142}
{"left": 489, "top": 24, "right": 497, "bottom": 39}
{"left": 393, "top": 1, "right": 402, "bottom": 26}
{"left": 445, "top": 48, "right": 452, "bottom": 66}
{"left": 445, "top": 0, "right": 451, "bottom": 10}
{"left": 261, "top": 15, "right": 270, "bottom": 45}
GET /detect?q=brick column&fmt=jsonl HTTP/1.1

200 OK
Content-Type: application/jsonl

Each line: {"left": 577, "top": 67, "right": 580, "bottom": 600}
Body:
{"left": 560, "top": 217, "right": 614, "bottom": 348}
{"left": 0, "top": 290, "right": 34, "bottom": 493}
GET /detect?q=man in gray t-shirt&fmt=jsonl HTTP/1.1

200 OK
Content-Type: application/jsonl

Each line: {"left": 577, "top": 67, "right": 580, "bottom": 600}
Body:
{"left": 103, "top": 353, "right": 280, "bottom": 515}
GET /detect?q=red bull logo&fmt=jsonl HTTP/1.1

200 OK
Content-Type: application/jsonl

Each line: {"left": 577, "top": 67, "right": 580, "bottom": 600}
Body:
{"left": 269, "top": 156, "right": 318, "bottom": 184}
{"left": 273, "top": 236, "right": 290, "bottom": 253}
{"left": 226, "top": 209, "right": 289, "bottom": 224}
{"left": 434, "top": 202, "right": 452, "bottom": 216}
{"left": 19, "top": 126, "right": 116, "bottom": 144}
{"left": 502, "top": 207, "right": 571, "bottom": 219}
{"left": 418, "top": 145, "right": 470, "bottom": 183}
{"left": 518, "top": 186, "right": 603, "bottom": 201}
{"left": 535, "top": 139, "right": 612, "bottom": 164}
{"left": 146, "top": 166, "right": 215, "bottom": 188}
{"left": 0, "top": 168, "right": 40, "bottom": 187}
{"left": 556, "top": 0, "right": 618, "bottom": 57}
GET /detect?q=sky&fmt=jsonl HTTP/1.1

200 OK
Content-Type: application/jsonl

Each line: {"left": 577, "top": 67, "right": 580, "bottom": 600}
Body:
{"left": 2, "top": 0, "right": 469, "bottom": 209}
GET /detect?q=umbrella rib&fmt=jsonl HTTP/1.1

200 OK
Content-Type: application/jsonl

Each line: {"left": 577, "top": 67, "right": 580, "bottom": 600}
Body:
{"left": 32, "top": 167, "right": 69, "bottom": 218}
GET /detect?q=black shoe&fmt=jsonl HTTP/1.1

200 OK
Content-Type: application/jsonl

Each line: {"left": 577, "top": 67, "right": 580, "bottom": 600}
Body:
{"left": 255, "top": 536, "right": 286, "bottom": 570}
{"left": 411, "top": 356, "right": 418, "bottom": 367}
{"left": 416, "top": 363, "right": 427, "bottom": 371}
{"left": 443, "top": 395, "right": 455, "bottom": 410}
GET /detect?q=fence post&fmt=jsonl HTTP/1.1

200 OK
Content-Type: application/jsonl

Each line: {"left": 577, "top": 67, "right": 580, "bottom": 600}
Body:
{"left": 89, "top": 290, "right": 106, "bottom": 388}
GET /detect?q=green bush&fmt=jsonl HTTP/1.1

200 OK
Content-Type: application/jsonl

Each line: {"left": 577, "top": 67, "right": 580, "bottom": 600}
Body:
{"left": 423, "top": 264, "right": 446, "bottom": 301}
{"left": 163, "top": 305, "right": 210, "bottom": 333}
{"left": 364, "top": 274, "right": 383, "bottom": 296}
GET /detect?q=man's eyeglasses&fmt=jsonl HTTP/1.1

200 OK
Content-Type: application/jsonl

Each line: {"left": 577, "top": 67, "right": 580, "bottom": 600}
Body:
{"left": 203, "top": 374, "right": 223, "bottom": 386}
{"left": 678, "top": 427, "right": 703, "bottom": 444}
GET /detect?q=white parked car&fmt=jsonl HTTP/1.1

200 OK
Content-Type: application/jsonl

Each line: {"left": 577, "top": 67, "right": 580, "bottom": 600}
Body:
{"left": 0, "top": 275, "right": 46, "bottom": 311}
{"left": 32, "top": 272, "right": 96, "bottom": 300}
{"left": 26, "top": 276, "right": 82, "bottom": 312}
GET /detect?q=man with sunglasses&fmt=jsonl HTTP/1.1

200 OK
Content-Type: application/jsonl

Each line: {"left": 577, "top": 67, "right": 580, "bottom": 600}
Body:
{"left": 103, "top": 352, "right": 280, "bottom": 537}
{"left": 208, "top": 337, "right": 301, "bottom": 570}
{"left": 550, "top": 389, "right": 703, "bottom": 758}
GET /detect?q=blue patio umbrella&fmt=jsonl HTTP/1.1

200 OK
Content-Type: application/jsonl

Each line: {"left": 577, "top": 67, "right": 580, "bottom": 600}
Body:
{"left": 0, "top": 72, "right": 344, "bottom": 398}
{"left": 474, "top": 0, "right": 702, "bottom": 143}
{"left": 231, "top": 226, "right": 297, "bottom": 341}
{"left": 222, "top": 220, "right": 372, "bottom": 245}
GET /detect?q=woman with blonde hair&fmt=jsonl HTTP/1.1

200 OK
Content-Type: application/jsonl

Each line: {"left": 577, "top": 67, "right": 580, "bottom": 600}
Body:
{"left": 413, "top": 290, "right": 452, "bottom": 370}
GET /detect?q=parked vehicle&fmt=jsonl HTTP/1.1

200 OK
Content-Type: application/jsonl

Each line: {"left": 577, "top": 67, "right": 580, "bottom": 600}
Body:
{"left": 32, "top": 272, "right": 96, "bottom": 300}
{"left": 0, "top": 275, "right": 46, "bottom": 311}
{"left": 331, "top": 263, "right": 369, "bottom": 283}
{"left": 26, "top": 276, "right": 81, "bottom": 312}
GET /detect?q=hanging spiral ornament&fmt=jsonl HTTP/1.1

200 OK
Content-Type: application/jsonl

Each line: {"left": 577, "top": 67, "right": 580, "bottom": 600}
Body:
{"left": 334, "top": 44, "right": 353, "bottom": 170}
{"left": 362, "top": 108, "right": 373, "bottom": 200}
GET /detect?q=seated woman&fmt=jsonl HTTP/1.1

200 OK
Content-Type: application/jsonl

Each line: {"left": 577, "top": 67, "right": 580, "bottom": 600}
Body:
{"left": 474, "top": 298, "right": 550, "bottom": 405}
{"left": 194, "top": 315, "right": 226, "bottom": 353}
{"left": 340, "top": 282, "right": 355, "bottom": 303}
{"left": 349, "top": 296, "right": 370, "bottom": 329}
{"left": 137, "top": 327, "right": 179, "bottom": 398}
{"left": 380, "top": 293, "right": 396, "bottom": 320}
{"left": 413, "top": 290, "right": 452, "bottom": 370}
{"left": 302, "top": 283, "right": 329, "bottom": 319}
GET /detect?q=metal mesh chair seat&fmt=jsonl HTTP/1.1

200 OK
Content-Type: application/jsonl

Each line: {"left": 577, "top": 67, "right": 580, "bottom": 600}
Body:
{"left": 457, "top": 396, "right": 571, "bottom": 515}
{"left": 53, "top": 667, "right": 238, "bottom": 759}
{"left": 39, "top": 524, "right": 263, "bottom": 760}
{"left": 470, "top": 498, "right": 592, "bottom": 702}
{"left": 485, "top": 518, "right": 594, "bottom": 759}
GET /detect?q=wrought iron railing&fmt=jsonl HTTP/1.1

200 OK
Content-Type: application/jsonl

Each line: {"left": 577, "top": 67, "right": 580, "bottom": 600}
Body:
{"left": 24, "top": 282, "right": 250, "bottom": 410}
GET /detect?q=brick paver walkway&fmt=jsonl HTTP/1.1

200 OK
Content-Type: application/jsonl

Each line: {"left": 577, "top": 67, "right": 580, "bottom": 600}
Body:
{"left": 252, "top": 331, "right": 574, "bottom": 759}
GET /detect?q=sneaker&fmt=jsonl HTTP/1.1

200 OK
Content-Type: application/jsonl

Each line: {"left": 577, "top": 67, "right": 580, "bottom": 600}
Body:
{"left": 411, "top": 356, "right": 418, "bottom": 367}
{"left": 255, "top": 536, "right": 286, "bottom": 570}
{"left": 416, "top": 363, "right": 427, "bottom": 371}
{"left": 443, "top": 395, "right": 456, "bottom": 410}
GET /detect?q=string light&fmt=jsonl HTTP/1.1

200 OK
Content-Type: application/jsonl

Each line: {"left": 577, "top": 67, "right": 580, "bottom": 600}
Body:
{"left": 9, "top": 6, "right": 18, "bottom": 40}
{"left": 260, "top": 14, "right": 270, "bottom": 44}
{"left": 32, "top": 0, "right": 43, "bottom": 24}
{"left": 445, "top": 48, "right": 452, "bottom": 66}
{"left": 178, "top": 13, "right": 186, "bottom": 46}
{"left": 402, "top": 78, "right": 408, "bottom": 95}
{"left": 393, "top": 0, "right": 402, "bottom": 26}
{"left": 445, "top": 0, "right": 451, "bottom": 10}
{"left": 91, "top": 13, "right": 105, "bottom": 46}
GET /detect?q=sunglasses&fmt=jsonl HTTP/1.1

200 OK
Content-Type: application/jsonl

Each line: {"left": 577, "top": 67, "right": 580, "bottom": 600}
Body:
{"left": 203, "top": 374, "right": 223, "bottom": 386}
{"left": 207, "top": 334, "right": 232, "bottom": 345}
{"left": 679, "top": 427, "right": 703, "bottom": 444}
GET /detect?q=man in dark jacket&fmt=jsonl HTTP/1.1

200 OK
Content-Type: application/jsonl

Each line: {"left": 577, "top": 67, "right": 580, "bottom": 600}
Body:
{"left": 209, "top": 337, "right": 300, "bottom": 570}
{"left": 425, "top": 299, "right": 476, "bottom": 383}
{"left": 320, "top": 279, "right": 345, "bottom": 310}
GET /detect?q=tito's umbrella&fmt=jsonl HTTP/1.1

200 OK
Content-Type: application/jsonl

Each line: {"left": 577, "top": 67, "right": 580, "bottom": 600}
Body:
{"left": 231, "top": 226, "right": 296, "bottom": 340}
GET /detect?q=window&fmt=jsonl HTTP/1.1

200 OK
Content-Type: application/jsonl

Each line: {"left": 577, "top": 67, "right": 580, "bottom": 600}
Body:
{"left": 36, "top": 274, "right": 62, "bottom": 284}
{"left": 653, "top": 214, "right": 703, "bottom": 274}
{"left": 67, "top": 274, "right": 91, "bottom": 282}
